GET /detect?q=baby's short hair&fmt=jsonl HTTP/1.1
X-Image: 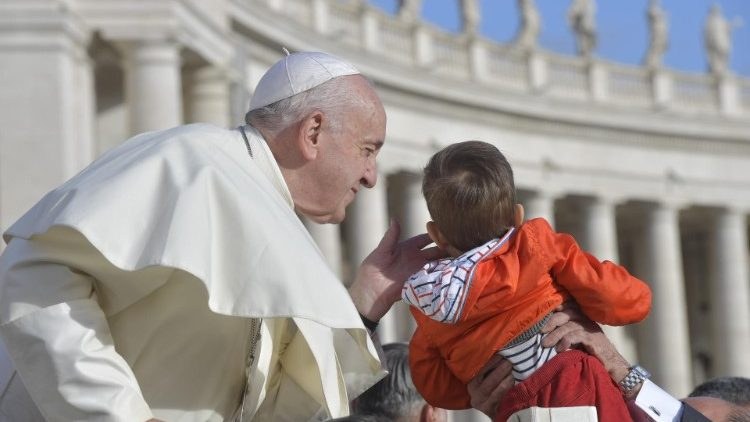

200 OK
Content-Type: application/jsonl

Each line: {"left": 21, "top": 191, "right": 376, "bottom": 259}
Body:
{"left": 422, "top": 141, "right": 516, "bottom": 252}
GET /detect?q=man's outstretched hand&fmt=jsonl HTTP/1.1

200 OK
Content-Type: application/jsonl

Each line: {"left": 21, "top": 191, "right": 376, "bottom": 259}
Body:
{"left": 467, "top": 303, "right": 635, "bottom": 418}
{"left": 540, "top": 304, "right": 631, "bottom": 392}
{"left": 349, "top": 220, "right": 444, "bottom": 322}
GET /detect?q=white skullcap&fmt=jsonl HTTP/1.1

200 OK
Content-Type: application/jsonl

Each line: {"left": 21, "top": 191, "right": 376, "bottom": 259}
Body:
{"left": 248, "top": 51, "right": 360, "bottom": 111}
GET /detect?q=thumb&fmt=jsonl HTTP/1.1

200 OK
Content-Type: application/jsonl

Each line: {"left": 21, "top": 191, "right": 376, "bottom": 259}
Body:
{"left": 376, "top": 218, "right": 401, "bottom": 252}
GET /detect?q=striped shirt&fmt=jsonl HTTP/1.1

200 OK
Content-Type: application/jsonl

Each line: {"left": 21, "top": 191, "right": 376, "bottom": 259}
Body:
{"left": 402, "top": 228, "right": 515, "bottom": 323}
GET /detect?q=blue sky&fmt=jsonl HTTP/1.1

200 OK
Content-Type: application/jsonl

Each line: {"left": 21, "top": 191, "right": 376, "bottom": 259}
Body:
{"left": 368, "top": 0, "right": 750, "bottom": 77}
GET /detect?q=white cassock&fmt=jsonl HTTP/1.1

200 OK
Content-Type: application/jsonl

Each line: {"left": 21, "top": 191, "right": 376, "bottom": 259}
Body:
{"left": 0, "top": 124, "right": 385, "bottom": 421}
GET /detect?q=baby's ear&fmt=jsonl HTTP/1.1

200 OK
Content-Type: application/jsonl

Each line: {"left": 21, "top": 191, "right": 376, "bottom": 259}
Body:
{"left": 426, "top": 221, "right": 448, "bottom": 251}
{"left": 513, "top": 204, "right": 525, "bottom": 227}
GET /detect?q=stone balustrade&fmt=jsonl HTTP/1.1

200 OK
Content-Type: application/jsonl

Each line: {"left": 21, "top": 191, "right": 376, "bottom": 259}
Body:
{"left": 251, "top": 0, "right": 749, "bottom": 117}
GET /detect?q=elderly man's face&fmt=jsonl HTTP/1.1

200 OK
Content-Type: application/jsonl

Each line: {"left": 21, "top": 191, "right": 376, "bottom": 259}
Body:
{"left": 304, "top": 77, "right": 386, "bottom": 224}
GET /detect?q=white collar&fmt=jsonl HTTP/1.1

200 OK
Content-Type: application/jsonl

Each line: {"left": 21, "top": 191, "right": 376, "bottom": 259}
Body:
{"left": 239, "top": 125, "right": 294, "bottom": 209}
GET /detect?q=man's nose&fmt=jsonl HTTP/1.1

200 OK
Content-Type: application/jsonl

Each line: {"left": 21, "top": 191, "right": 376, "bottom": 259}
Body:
{"left": 361, "top": 161, "right": 377, "bottom": 188}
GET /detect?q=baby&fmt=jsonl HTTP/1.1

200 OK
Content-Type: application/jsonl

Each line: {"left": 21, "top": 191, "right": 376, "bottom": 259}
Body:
{"left": 402, "top": 141, "right": 652, "bottom": 421}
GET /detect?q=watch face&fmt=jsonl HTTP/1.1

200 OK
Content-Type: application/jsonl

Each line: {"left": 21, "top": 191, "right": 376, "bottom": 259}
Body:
{"left": 634, "top": 365, "right": 651, "bottom": 378}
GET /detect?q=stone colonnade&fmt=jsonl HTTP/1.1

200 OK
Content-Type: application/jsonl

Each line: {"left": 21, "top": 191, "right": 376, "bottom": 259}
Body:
{"left": 0, "top": 2, "right": 236, "bottom": 232}
{"left": 2, "top": 3, "right": 750, "bottom": 422}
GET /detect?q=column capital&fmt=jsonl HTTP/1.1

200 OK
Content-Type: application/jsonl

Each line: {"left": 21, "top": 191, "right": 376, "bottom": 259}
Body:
{"left": 715, "top": 205, "right": 749, "bottom": 217}
{"left": 518, "top": 188, "right": 562, "bottom": 201}
{"left": 121, "top": 39, "right": 181, "bottom": 64}
{"left": 577, "top": 194, "right": 624, "bottom": 208}
{"left": 638, "top": 199, "right": 687, "bottom": 213}
{"left": 0, "top": 0, "right": 91, "bottom": 54}
{"left": 125, "top": 38, "right": 183, "bottom": 134}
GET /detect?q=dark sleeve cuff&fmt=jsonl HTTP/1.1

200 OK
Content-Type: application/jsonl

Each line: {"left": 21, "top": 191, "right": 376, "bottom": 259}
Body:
{"left": 359, "top": 313, "right": 379, "bottom": 332}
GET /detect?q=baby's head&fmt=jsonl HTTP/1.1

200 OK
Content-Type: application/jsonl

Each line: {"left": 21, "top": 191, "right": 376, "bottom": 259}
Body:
{"left": 422, "top": 140, "right": 523, "bottom": 256}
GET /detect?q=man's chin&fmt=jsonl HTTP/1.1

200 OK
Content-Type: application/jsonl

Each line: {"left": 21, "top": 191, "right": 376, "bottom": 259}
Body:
{"left": 305, "top": 211, "right": 345, "bottom": 225}
{"left": 326, "top": 211, "right": 346, "bottom": 224}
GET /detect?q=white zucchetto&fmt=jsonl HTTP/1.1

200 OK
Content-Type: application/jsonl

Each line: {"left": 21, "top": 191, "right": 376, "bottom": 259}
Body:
{"left": 248, "top": 51, "right": 360, "bottom": 111}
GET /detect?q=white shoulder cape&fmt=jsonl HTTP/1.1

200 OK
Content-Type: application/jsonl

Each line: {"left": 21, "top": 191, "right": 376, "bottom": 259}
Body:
{"left": 5, "top": 123, "right": 363, "bottom": 327}
{"left": 3, "top": 124, "right": 384, "bottom": 414}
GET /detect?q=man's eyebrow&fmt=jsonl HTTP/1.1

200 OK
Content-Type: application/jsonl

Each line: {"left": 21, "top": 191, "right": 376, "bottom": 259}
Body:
{"left": 370, "top": 140, "right": 384, "bottom": 149}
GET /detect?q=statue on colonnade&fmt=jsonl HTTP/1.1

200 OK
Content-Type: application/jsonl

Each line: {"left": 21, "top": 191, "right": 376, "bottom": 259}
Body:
{"left": 514, "top": 0, "right": 541, "bottom": 50}
{"left": 397, "top": 0, "right": 421, "bottom": 22}
{"left": 461, "top": 0, "right": 481, "bottom": 36}
{"left": 568, "top": 0, "right": 596, "bottom": 58}
{"left": 704, "top": 4, "right": 735, "bottom": 76}
{"left": 644, "top": 0, "right": 668, "bottom": 69}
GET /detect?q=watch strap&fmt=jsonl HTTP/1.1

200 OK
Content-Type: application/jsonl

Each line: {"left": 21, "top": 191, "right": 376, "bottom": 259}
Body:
{"left": 620, "top": 365, "right": 650, "bottom": 394}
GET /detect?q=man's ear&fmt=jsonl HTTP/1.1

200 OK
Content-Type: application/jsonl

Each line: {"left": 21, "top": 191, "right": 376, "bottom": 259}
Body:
{"left": 513, "top": 203, "right": 525, "bottom": 227}
{"left": 420, "top": 403, "right": 447, "bottom": 422}
{"left": 298, "top": 111, "right": 324, "bottom": 161}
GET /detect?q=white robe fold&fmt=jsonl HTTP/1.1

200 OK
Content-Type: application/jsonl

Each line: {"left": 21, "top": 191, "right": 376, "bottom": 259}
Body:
{"left": 0, "top": 124, "right": 384, "bottom": 421}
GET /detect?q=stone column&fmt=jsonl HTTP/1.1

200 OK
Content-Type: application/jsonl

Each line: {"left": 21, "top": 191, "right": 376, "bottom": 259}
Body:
{"left": 709, "top": 208, "right": 750, "bottom": 377}
{"left": 0, "top": 1, "right": 94, "bottom": 232}
{"left": 636, "top": 203, "right": 692, "bottom": 397}
{"left": 303, "top": 218, "right": 343, "bottom": 278}
{"left": 579, "top": 197, "right": 638, "bottom": 363}
{"left": 393, "top": 171, "right": 430, "bottom": 238}
{"left": 125, "top": 40, "right": 183, "bottom": 135}
{"left": 522, "top": 191, "right": 557, "bottom": 228}
{"left": 344, "top": 175, "right": 396, "bottom": 342}
{"left": 387, "top": 171, "right": 431, "bottom": 342}
{"left": 229, "top": 48, "right": 252, "bottom": 125}
{"left": 185, "top": 66, "right": 230, "bottom": 128}
{"left": 345, "top": 174, "right": 390, "bottom": 268}
{"left": 73, "top": 52, "right": 96, "bottom": 173}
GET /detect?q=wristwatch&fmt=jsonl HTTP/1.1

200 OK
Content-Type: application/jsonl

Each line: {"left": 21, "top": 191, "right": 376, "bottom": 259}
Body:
{"left": 619, "top": 365, "right": 651, "bottom": 395}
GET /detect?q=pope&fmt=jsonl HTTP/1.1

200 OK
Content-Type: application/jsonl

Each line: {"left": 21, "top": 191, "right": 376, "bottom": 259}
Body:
{"left": 0, "top": 51, "right": 440, "bottom": 421}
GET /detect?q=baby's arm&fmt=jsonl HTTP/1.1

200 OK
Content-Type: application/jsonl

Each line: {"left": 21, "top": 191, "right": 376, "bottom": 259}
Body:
{"left": 536, "top": 220, "right": 652, "bottom": 325}
{"left": 409, "top": 327, "right": 473, "bottom": 409}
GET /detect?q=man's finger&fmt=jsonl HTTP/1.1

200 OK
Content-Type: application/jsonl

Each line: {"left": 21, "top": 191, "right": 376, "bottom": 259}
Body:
{"left": 479, "top": 359, "right": 512, "bottom": 395}
{"left": 400, "top": 233, "right": 433, "bottom": 250}
{"left": 555, "top": 335, "right": 576, "bottom": 352}
{"left": 540, "top": 311, "right": 572, "bottom": 334}
{"left": 377, "top": 219, "right": 401, "bottom": 250}
{"left": 419, "top": 246, "right": 447, "bottom": 262}
{"left": 540, "top": 321, "right": 583, "bottom": 347}
{"left": 474, "top": 354, "right": 505, "bottom": 380}
{"left": 487, "top": 370, "right": 514, "bottom": 402}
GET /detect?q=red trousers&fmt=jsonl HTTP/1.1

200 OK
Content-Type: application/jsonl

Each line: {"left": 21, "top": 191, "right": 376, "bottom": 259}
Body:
{"left": 495, "top": 349, "right": 633, "bottom": 422}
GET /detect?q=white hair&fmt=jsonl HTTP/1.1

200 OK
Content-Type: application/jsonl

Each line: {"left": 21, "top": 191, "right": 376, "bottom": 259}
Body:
{"left": 245, "top": 75, "right": 371, "bottom": 137}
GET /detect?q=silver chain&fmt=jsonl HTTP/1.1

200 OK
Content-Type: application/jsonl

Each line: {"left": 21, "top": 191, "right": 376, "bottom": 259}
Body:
{"left": 237, "top": 126, "right": 259, "bottom": 422}
{"left": 239, "top": 126, "right": 254, "bottom": 159}
{"left": 238, "top": 318, "right": 262, "bottom": 422}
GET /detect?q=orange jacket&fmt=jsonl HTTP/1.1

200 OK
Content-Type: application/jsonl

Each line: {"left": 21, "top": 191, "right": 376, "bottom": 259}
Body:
{"left": 408, "top": 218, "right": 652, "bottom": 409}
